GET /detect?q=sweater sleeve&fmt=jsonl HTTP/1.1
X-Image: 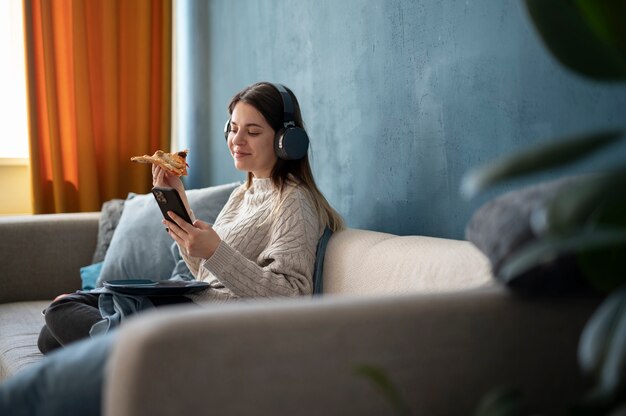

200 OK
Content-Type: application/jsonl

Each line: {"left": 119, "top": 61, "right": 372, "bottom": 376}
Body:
{"left": 201, "top": 189, "right": 321, "bottom": 298}
{"left": 178, "top": 184, "right": 245, "bottom": 279}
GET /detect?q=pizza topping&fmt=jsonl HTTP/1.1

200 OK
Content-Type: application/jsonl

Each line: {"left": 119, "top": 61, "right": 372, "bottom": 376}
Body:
{"left": 131, "top": 149, "right": 189, "bottom": 176}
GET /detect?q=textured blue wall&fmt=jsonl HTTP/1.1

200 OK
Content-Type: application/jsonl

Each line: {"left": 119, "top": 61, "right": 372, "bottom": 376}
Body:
{"left": 176, "top": 0, "right": 626, "bottom": 239}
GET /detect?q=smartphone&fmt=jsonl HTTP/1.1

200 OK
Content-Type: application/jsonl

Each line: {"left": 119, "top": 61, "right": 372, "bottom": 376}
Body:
{"left": 151, "top": 187, "right": 193, "bottom": 224}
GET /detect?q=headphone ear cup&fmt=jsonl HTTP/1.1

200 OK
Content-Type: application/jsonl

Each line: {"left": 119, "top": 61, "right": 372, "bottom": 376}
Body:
{"left": 224, "top": 119, "right": 231, "bottom": 140}
{"left": 274, "top": 127, "right": 310, "bottom": 160}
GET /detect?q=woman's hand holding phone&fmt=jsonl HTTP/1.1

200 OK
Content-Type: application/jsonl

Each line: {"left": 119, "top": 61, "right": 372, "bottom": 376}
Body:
{"left": 152, "top": 187, "right": 193, "bottom": 224}
{"left": 151, "top": 165, "right": 220, "bottom": 259}
{"left": 164, "top": 211, "right": 221, "bottom": 260}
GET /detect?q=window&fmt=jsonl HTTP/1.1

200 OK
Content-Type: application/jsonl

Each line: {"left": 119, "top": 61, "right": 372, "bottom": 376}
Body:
{"left": 0, "top": 0, "right": 29, "bottom": 162}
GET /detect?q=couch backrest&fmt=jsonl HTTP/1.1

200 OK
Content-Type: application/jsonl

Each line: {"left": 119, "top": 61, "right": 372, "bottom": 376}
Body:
{"left": 322, "top": 229, "right": 494, "bottom": 296}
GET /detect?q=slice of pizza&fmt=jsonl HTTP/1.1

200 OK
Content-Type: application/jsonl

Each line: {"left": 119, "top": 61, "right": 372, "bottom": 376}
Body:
{"left": 131, "top": 149, "right": 189, "bottom": 176}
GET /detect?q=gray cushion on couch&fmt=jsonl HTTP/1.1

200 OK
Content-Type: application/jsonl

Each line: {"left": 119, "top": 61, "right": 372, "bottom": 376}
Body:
{"left": 91, "top": 199, "right": 125, "bottom": 264}
{"left": 465, "top": 176, "right": 589, "bottom": 294}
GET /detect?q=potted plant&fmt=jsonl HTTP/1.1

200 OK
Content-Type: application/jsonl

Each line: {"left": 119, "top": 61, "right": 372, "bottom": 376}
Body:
{"left": 469, "top": 1, "right": 626, "bottom": 413}
{"left": 361, "top": 1, "right": 626, "bottom": 414}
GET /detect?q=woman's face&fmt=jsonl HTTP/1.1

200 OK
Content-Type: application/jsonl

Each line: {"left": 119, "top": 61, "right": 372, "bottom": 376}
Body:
{"left": 227, "top": 102, "right": 278, "bottom": 178}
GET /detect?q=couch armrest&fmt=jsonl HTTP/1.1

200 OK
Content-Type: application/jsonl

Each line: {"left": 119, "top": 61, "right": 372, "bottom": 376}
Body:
{"left": 0, "top": 213, "right": 100, "bottom": 304}
{"left": 105, "top": 287, "right": 600, "bottom": 416}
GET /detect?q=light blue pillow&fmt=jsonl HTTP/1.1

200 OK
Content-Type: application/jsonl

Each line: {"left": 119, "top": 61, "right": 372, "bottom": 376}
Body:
{"left": 80, "top": 262, "right": 103, "bottom": 290}
{"left": 96, "top": 183, "right": 239, "bottom": 287}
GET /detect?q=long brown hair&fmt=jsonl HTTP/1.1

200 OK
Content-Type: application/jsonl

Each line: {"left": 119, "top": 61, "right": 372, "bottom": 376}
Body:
{"left": 228, "top": 82, "right": 344, "bottom": 232}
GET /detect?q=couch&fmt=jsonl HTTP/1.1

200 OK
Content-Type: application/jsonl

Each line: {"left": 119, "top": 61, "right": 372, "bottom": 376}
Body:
{"left": 0, "top": 208, "right": 601, "bottom": 415}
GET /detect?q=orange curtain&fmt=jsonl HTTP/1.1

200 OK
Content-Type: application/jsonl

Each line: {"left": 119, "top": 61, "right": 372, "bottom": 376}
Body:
{"left": 22, "top": 0, "right": 172, "bottom": 213}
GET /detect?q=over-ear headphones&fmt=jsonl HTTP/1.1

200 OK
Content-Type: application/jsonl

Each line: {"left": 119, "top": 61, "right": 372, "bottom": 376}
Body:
{"left": 224, "top": 83, "right": 309, "bottom": 160}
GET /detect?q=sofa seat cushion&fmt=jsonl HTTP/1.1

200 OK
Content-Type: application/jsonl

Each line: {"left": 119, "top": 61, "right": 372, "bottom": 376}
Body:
{"left": 0, "top": 301, "right": 48, "bottom": 380}
{"left": 323, "top": 229, "right": 494, "bottom": 295}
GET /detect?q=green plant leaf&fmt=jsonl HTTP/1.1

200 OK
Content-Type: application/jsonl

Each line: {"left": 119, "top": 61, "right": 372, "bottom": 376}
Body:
{"left": 473, "top": 387, "right": 524, "bottom": 416}
{"left": 461, "top": 130, "right": 622, "bottom": 198}
{"left": 538, "top": 167, "right": 626, "bottom": 235}
{"left": 578, "top": 240, "right": 626, "bottom": 297}
{"left": 579, "top": 287, "right": 626, "bottom": 380}
{"left": 574, "top": 0, "right": 626, "bottom": 56}
{"left": 524, "top": 0, "right": 626, "bottom": 80}
{"left": 499, "top": 228, "right": 626, "bottom": 287}
{"left": 589, "top": 287, "right": 626, "bottom": 402}
{"left": 355, "top": 364, "right": 411, "bottom": 416}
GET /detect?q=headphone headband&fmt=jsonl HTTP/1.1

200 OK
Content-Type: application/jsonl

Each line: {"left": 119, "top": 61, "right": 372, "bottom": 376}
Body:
{"left": 272, "top": 83, "right": 296, "bottom": 128}
{"left": 224, "top": 82, "right": 309, "bottom": 160}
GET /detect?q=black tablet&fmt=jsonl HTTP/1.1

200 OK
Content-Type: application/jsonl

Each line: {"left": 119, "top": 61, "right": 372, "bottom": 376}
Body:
{"left": 104, "top": 279, "right": 209, "bottom": 296}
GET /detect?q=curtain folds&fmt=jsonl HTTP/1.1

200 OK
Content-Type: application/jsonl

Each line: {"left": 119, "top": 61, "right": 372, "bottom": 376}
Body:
{"left": 23, "top": 0, "right": 172, "bottom": 213}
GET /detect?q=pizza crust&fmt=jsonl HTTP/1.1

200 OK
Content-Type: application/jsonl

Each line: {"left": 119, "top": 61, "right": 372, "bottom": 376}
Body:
{"left": 131, "top": 149, "right": 189, "bottom": 176}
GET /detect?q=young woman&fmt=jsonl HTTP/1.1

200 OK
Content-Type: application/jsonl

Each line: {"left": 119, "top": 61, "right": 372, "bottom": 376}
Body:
{"left": 0, "top": 82, "right": 343, "bottom": 416}
{"left": 36, "top": 81, "right": 344, "bottom": 354}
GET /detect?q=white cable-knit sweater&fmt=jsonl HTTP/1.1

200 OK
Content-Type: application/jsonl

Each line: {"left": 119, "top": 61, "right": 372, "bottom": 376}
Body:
{"left": 181, "top": 177, "right": 323, "bottom": 305}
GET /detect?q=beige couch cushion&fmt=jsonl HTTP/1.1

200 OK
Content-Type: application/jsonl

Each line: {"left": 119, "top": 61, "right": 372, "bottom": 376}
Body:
{"left": 323, "top": 229, "right": 494, "bottom": 295}
{"left": 0, "top": 301, "right": 47, "bottom": 380}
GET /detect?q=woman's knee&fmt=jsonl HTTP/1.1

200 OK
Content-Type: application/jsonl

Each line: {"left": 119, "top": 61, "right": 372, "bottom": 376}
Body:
{"left": 44, "top": 297, "right": 87, "bottom": 329}
{"left": 37, "top": 325, "right": 61, "bottom": 355}
{"left": 44, "top": 292, "right": 100, "bottom": 318}
{"left": 43, "top": 293, "right": 102, "bottom": 346}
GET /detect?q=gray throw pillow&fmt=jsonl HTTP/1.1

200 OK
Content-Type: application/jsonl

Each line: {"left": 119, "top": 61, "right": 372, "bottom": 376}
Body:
{"left": 96, "top": 182, "right": 240, "bottom": 287}
{"left": 92, "top": 199, "right": 125, "bottom": 263}
{"left": 465, "top": 176, "right": 589, "bottom": 295}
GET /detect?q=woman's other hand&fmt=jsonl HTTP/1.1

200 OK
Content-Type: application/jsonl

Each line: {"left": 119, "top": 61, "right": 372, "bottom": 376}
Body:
{"left": 164, "top": 211, "right": 221, "bottom": 259}
{"left": 152, "top": 165, "right": 184, "bottom": 195}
